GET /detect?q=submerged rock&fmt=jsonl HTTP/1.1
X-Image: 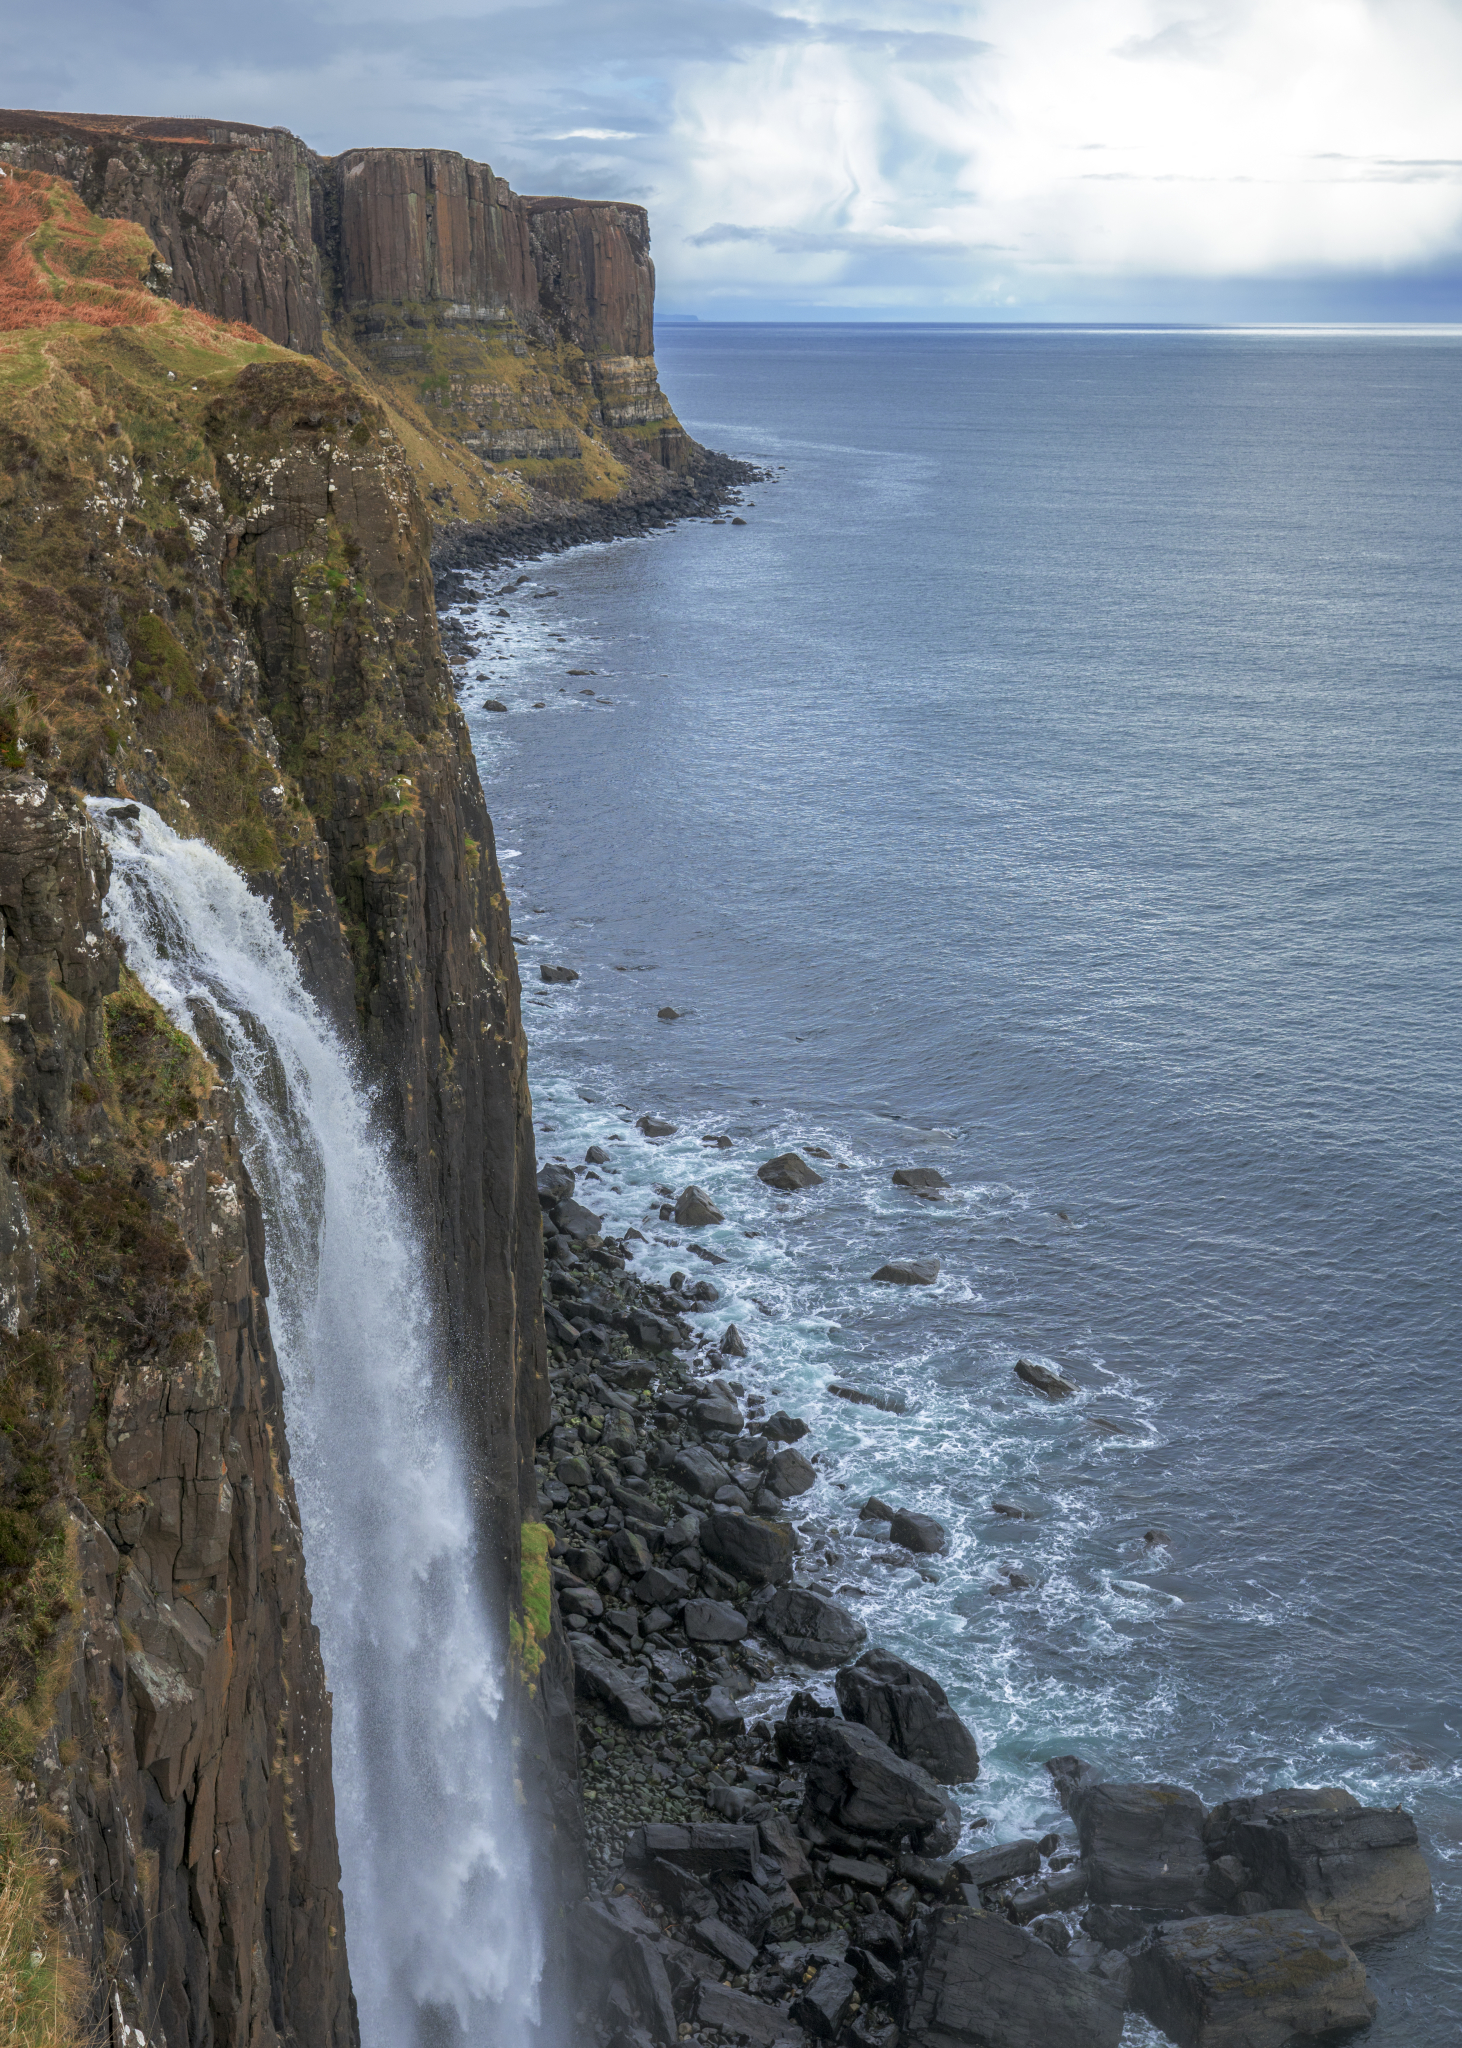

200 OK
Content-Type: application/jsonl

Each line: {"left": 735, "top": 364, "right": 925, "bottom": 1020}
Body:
{"left": 890, "top": 1508, "right": 946, "bottom": 1555}
{"left": 540, "top": 962, "right": 580, "bottom": 983}
{"left": 1015, "top": 1357, "right": 1077, "bottom": 1399}
{"left": 891, "top": 1166, "right": 948, "bottom": 1190}
{"left": 636, "top": 1113, "right": 677, "bottom": 1137}
{"left": 870, "top": 1257, "right": 940, "bottom": 1285}
{"left": 757, "top": 1151, "right": 825, "bottom": 1191}
{"left": 722, "top": 1321, "right": 748, "bottom": 1356}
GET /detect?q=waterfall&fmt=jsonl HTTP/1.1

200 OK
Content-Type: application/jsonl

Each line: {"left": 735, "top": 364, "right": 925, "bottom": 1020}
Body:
{"left": 90, "top": 801, "right": 545, "bottom": 2048}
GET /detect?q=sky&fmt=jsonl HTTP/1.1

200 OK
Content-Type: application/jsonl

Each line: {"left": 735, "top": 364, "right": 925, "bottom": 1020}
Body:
{"left": 10, "top": 0, "right": 1462, "bottom": 321}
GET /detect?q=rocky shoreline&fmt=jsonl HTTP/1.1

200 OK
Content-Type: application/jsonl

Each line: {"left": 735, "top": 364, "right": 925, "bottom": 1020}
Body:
{"left": 433, "top": 445, "right": 766, "bottom": 586}
{"left": 533, "top": 1149, "right": 1434, "bottom": 2048}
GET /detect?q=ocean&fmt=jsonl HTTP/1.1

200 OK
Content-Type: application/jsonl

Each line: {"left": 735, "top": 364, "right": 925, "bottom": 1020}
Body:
{"left": 446, "top": 325, "right": 1462, "bottom": 2041}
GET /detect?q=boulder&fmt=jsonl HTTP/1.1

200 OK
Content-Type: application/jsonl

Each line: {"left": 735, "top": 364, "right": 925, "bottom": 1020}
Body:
{"left": 540, "top": 962, "right": 580, "bottom": 983}
{"left": 797, "top": 1716, "right": 950, "bottom": 1844}
{"left": 955, "top": 1839, "right": 1043, "bottom": 1890}
{"left": 1130, "top": 1911, "right": 1377, "bottom": 2048}
{"left": 1202, "top": 1787, "right": 1433, "bottom": 1945}
{"left": 553, "top": 1197, "right": 603, "bottom": 1241}
{"left": 765, "top": 1446, "right": 816, "bottom": 1499}
{"left": 694, "top": 1981, "right": 796, "bottom": 2045}
{"left": 889, "top": 1509, "right": 946, "bottom": 1555}
{"left": 670, "top": 1445, "right": 733, "bottom": 1498}
{"left": 628, "top": 1822, "right": 782, "bottom": 1888}
{"left": 722, "top": 1322, "right": 749, "bottom": 1356}
{"left": 859, "top": 1496, "right": 895, "bottom": 1522}
{"left": 634, "top": 1566, "right": 692, "bottom": 1607}
{"left": 762, "top": 1410, "right": 809, "bottom": 1444}
{"left": 682, "top": 1598, "right": 748, "bottom": 1644}
{"left": 758, "top": 1152, "right": 825, "bottom": 1192}
{"left": 609, "top": 1528, "right": 653, "bottom": 1576}
{"left": 835, "top": 1648, "right": 980, "bottom": 1784}
{"left": 637, "top": 1113, "right": 677, "bottom": 1136}
{"left": 704, "top": 1687, "right": 746, "bottom": 1735}
{"left": 828, "top": 1382, "right": 907, "bottom": 1413}
{"left": 1014, "top": 1358, "right": 1076, "bottom": 1399}
{"left": 700, "top": 1511, "right": 794, "bottom": 1586}
{"left": 1078, "top": 1782, "right": 1208, "bottom": 1910}
{"left": 1046, "top": 1754, "right": 1101, "bottom": 1813}
{"left": 556, "top": 1455, "right": 592, "bottom": 1489}
{"left": 751, "top": 1586, "right": 867, "bottom": 1667}
{"left": 571, "top": 1638, "right": 662, "bottom": 1729}
{"left": 891, "top": 1167, "right": 948, "bottom": 1190}
{"left": 870, "top": 1258, "right": 940, "bottom": 1285}
{"left": 901, "top": 1906, "right": 1124, "bottom": 2048}
{"left": 571, "top": 1898, "right": 677, "bottom": 2046}
{"left": 537, "top": 1161, "right": 576, "bottom": 1205}
{"left": 792, "top": 1958, "right": 858, "bottom": 2039}
{"left": 675, "top": 1185, "right": 725, "bottom": 1228}
{"left": 693, "top": 1393, "right": 744, "bottom": 1432}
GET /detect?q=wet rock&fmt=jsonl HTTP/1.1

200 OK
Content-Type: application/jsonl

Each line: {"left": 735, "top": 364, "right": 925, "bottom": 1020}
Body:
{"left": 637, "top": 1113, "right": 677, "bottom": 1137}
{"left": 1078, "top": 1782, "right": 1208, "bottom": 1910}
{"left": 682, "top": 1598, "right": 749, "bottom": 1644}
{"left": 1046, "top": 1754, "right": 1102, "bottom": 1813}
{"left": 889, "top": 1509, "right": 946, "bottom": 1555}
{"left": 572, "top": 1898, "right": 678, "bottom": 2046}
{"left": 750, "top": 1586, "right": 867, "bottom": 1667}
{"left": 675, "top": 1184, "right": 726, "bottom": 1228}
{"left": 1202, "top": 1788, "right": 1434, "bottom": 1945}
{"left": 956, "top": 1838, "right": 1042, "bottom": 1889}
{"left": 554, "top": 1196, "right": 604, "bottom": 1240}
{"left": 635, "top": 1566, "right": 692, "bottom": 1606}
{"left": 891, "top": 1167, "right": 948, "bottom": 1190}
{"left": 556, "top": 1454, "right": 593, "bottom": 1488}
{"left": 628, "top": 1821, "right": 782, "bottom": 1886}
{"left": 540, "top": 962, "right": 580, "bottom": 983}
{"left": 992, "top": 1500, "right": 1036, "bottom": 1520}
{"left": 481, "top": 697, "right": 508, "bottom": 712}
{"left": 858, "top": 1496, "right": 895, "bottom": 1522}
{"left": 537, "top": 1161, "right": 576, "bottom": 1204}
{"left": 694, "top": 1393, "right": 744, "bottom": 1432}
{"left": 1032, "top": 1916, "right": 1071, "bottom": 1955}
{"left": 585, "top": 1144, "right": 611, "bottom": 1164}
{"left": 657, "top": 1006, "right": 681, "bottom": 1021}
{"left": 694, "top": 1913, "right": 758, "bottom": 1973}
{"left": 870, "top": 1258, "right": 940, "bottom": 1285}
{"left": 722, "top": 1321, "right": 749, "bottom": 1356}
{"left": 571, "top": 1638, "right": 662, "bottom": 1729}
{"left": 902, "top": 1906, "right": 1124, "bottom": 2048}
{"left": 765, "top": 1446, "right": 817, "bottom": 1499}
{"left": 834, "top": 1648, "right": 980, "bottom": 1784}
{"left": 1082, "top": 1904, "right": 1151, "bottom": 1951}
{"left": 701, "top": 1510, "right": 795, "bottom": 1586}
{"left": 704, "top": 1687, "right": 747, "bottom": 1735}
{"left": 1015, "top": 1358, "right": 1076, "bottom": 1399}
{"left": 827, "top": 1382, "right": 907, "bottom": 1414}
{"left": 792, "top": 1958, "right": 858, "bottom": 2038}
{"left": 558, "top": 1584, "right": 604, "bottom": 1622}
{"left": 757, "top": 1152, "right": 825, "bottom": 1192}
{"left": 762, "top": 1410, "right": 809, "bottom": 1444}
{"left": 1130, "top": 1911, "right": 1376, "bottom": 2048}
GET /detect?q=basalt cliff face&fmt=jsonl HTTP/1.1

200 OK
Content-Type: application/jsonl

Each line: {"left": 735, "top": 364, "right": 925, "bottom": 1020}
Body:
{"left": 0, "top": 108, "right": 701, "bottom": 532}
{"left": 0, "top": 142, "right": 598, "bottom": 2038}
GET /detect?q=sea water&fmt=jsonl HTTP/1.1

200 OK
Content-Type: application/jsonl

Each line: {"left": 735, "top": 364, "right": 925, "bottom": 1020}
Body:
{"left": 447, "top": 326, "right": 1461, "bottom": 2040}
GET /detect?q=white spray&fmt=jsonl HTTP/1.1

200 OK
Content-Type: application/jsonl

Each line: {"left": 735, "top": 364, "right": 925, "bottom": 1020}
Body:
{"left": 92, "top": 801, "right": 544, "bottom": 2048}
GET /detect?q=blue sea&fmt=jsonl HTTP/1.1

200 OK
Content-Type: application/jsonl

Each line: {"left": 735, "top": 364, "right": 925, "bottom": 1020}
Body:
{"left": 448, "top": 326, "right": 1462, "bottom": 2041}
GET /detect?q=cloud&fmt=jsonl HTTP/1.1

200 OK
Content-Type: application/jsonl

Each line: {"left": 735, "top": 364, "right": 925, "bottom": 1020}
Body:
{"left": 7, "top": 0, "right": 1462, "bottom": 317}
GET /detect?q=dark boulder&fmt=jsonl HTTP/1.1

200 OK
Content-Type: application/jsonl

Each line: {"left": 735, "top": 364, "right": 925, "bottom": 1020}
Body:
{"left": 537, "top": 1161, "right": 576, "bottom": 1204}
{"left": 891, "top": 1167, "right": 948, "bottom": 1190}
{"left": 1202, "top": 1787, "right": 1433, "bottom": 1945}
{"left": 693, "top": 1393, "right": 743, "bottom": 1432}
{"left": 682, "top": 1598, "right": 748, "bottom": 1644}
{"left": 762, "top": 1410, "right": 809, "bottom": 1444}
{"left": 750, "top": 1586, "right": 867, "bottom": 1667}
{"left": 553, "top": 1196, "right": 604, "bottom": 1241}
{"left": 700, "top": 1510, "right": 795, "bottom": 1586}
{"left": 792, "top": 1959, "right": 858, "bottom": 2039}
{"left": 540, "top": 962, "right": 580, "bottom": 983}
{"left": 722, "top": 1322, "right": 749, "bottom": 1356}
{"left": 901, "top": 1906, "right": 1124, "bottom": 2048}
{"left": 670, "top": 1445, "right": 733, "bottom": 1498}
{"left": 1046, "top": 1754, "right": 1102, "bottom": 1813}
{"left": 675, "top": 1184, "right": 725, "bottom": 1227}
{"left": 571, "top": 1637, "right": 662, "bottom": 1729}
{"left": 796, "top": 1716, "right": 950, "bottom": 1844}
{"left": 870, "top": 1258, "right": 940, "bottom": 1285}
{"left": 637, "top": 1113, "right": 677, "bottom": 1136}
{"left": 627, "top": 1822, "right": 780, "bottom": 1887}
{"left": 1130, "top": 1911, "right": 1377, "bottom": 2048}
{"left": 1078, "top": 1782, "right": 1208, "bottom": 1910}
{"left": 955, "top": 1840, "right": 1043, "bottom": 1890}
{"left": 693, "top": 1981, "right": 796, "bottom": 2045}
{"left": 765, "top": 1446, "right": 817, "bottom": 1499}
{"left": 835, "top": 1648, "right": 979, "bottom": 1783}
{"left": 571, "top": 1898, "right": 677, "bottom": 2046}
{"left": 889, "top": 1509, "right": 946, "bottom": 1555}
{"left": 1014, "top": 1358, "right": 1076, "bottom": 1399}
{"left": 758, "top": 1151, "right": 825, "bottom": 1192}
{"left": 858, "top": 1496, "right": 895, "bottom": 1522}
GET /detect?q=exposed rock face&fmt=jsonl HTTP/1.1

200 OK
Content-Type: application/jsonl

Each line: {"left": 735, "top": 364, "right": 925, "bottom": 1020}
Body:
{"left": 1129, "top": 1911, "right": 1376, "bottom": 2048}
{"left": 1202, "top": 1788, "right": 1434, "bottom": 1945}
{"left": 1078, "top": 1782, "right": 1210, "bottom": 1910}
{"left": 902, "top": 1906, "right": 1125, "bottom": 2048}
{"left": 0, "top": 778, "right": 354, "bottom": 2047}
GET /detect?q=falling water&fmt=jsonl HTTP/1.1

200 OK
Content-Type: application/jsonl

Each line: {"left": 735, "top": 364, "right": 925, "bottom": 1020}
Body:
{"left": 91, "top": 800, "right": 544, "bottom": 2048}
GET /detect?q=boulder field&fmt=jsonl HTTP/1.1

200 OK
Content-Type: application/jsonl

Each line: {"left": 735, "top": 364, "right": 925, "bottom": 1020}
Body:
{"left": 531, "top": 1163, "right": 1431, "bottom": 2048}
